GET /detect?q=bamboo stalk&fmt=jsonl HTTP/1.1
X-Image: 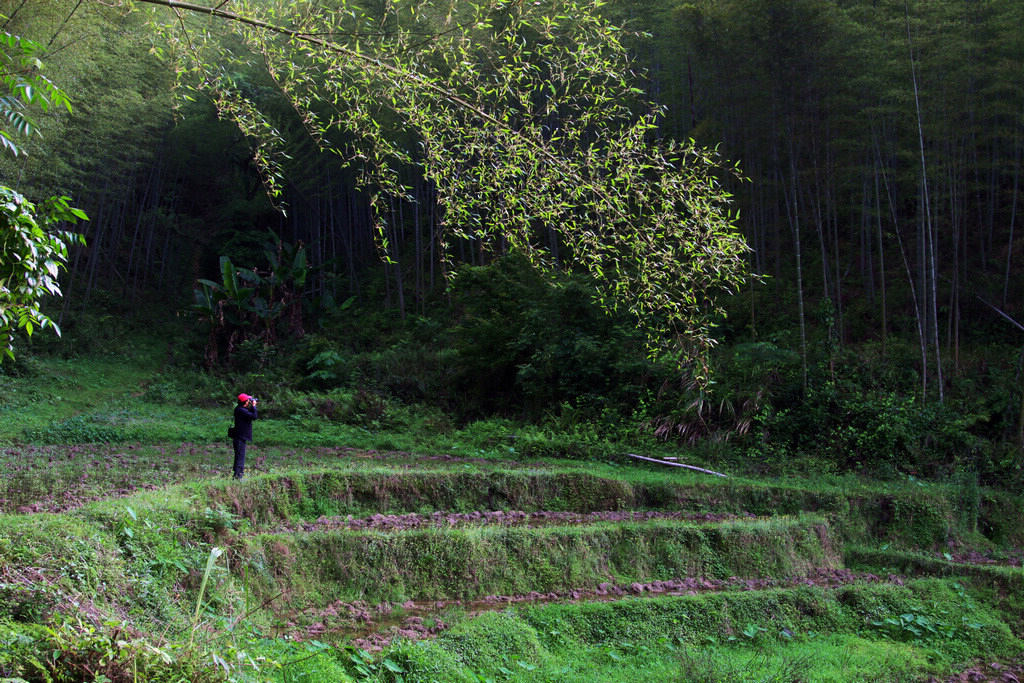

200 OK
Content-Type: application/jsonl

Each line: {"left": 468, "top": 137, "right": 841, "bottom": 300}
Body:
{"left": 625, "top": 453, "right": 727, "bottom": 478}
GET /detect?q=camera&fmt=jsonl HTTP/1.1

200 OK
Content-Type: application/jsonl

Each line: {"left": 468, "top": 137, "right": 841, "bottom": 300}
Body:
{"left": 252, "top": 397, "right": 259, "bottom": 404}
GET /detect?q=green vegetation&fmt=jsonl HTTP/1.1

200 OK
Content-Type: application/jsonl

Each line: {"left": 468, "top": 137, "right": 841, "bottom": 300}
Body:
{"left": 1, "top": 0, "right": 1023, "bottom": 679}
{"left": 0, "top": 26, "right": 85, "bottom": 358}
{"left": 136, "top": 0, "right": 751, "bottom": 372}
{"left": 0, "top": 351, "right": 1023, "bottom": 681}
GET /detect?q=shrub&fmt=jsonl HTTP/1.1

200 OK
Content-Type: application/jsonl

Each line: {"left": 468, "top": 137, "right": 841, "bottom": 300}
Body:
{"left": 447, "top": 255, "right": 667, "bottom": 421}
{"left": 437, "top": 610, "right": 546, "bottom": 676}
{"left": 25, "top": 413, "right": 137, "bottom": 444}
{"left": 376, "top": 640, "right": 474, "bottom": 683}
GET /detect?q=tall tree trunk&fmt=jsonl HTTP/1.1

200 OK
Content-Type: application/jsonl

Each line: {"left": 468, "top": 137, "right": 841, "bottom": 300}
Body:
{"left": 783, "top": 138, "right": 808, "bottom": 392}
{"left": 1004, "top": 130, "right": 1021, "bottom": 308}
{"left": 876, "top": 133, "right": 928, "bottom": 401}
{"left": 873, "top": 163, "right": 888, "bottom": 355}
{"left": 946, "top": 154, "right": 962, "bottom": 373}
{"left": 388, "top": 196, "right": 406, "bottom": 318}
{"left": 907, "top": 0, "right": 943, "bottom": 402}
{"left": 414, "top": 175, "right": 424, "bottom": 313}
{"left": 828, "top": 145, "right": 843, "bottom": 348}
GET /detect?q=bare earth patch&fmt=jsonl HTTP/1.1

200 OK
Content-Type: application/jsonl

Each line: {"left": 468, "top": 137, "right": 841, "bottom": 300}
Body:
{"left": 273, "top": 509, "right": 751, "bottom": 533}
{"left": 932, "top": 658, "right": 1024, "bottom": 682}
{"left": 276, "top": 567, "right": 902, "bottom": 651}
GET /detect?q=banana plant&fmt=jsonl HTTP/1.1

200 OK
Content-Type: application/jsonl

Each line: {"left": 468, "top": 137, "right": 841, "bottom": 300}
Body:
{"left": 195, "top": 255, "right": 258, "bottom": 313}
{"left": 191, "top": 243, "right": 310, "bottom": 366}
{"left": 262, "top": 239, "right": 308, "bottom": 339}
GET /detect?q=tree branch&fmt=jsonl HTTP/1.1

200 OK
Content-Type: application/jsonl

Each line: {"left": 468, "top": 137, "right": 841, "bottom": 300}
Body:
{"left": 977, "top": 295, "right": 1024, "bottom": 333}
{"left": 625, "top": 453, "right": 728, "bottom": 477}
{"left": 128, "top": 0, "right": 648, "bottom": 245}
{"left": 129, "top": 0, "right": 517, "bottom": 141}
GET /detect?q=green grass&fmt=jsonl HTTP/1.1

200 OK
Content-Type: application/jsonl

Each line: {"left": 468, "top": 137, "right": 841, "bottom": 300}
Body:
{"left": 1, "top": 353, "right": 1023, "bottom": 681}
{"left": 238, "top": 516, "right": 837, "bottom": 609}
{"left": 488, "top": 635, "right": 939, "bottom": 683}
{"left": 0, "top": 356, "right": 154, "bottom": 439}
{"left": 368, "top": 582, "right": 1020, "bottom": 682}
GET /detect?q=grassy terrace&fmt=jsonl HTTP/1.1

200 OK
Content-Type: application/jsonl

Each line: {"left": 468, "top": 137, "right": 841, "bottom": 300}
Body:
{"left": 0, "top": 355, "right": 1022, "bottom": 681}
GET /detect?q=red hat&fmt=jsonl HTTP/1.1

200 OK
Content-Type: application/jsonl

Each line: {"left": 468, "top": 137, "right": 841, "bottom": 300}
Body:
{"left": 238, "top": 393, "right": 251, "bottom": 403}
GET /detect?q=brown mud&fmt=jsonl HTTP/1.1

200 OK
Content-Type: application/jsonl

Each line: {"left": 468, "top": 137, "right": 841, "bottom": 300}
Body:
{"left": 931, "top": 658, "right": 1024, "bottom": 683}
{"left": 272, "top": 509, "right": 753, "bottom": 534}
{"left": 0, "top": 445, "right": 522, "bottom": 514}
{"left": 943, "top": 549, "right": 1024, "bottom": 568}
{"left": 278, "top": 567, "right": 903, "bottom": 652}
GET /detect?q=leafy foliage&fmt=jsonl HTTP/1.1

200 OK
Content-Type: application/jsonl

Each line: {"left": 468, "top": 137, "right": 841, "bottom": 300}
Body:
{"left": 140, "top": 0, "right": 752, "bottom": 376}
{"left": 0, "top": 187, "right": 85, "bottom": 358}
{"left": 192, "top": 240, "right": 309, "bottom": 367}
{"left": 0, "top": 28, "right": 71, "bottom": 157}
{"left": 0, "top": 21, "right": 86, "bottom": 359}
{"left": 645, "top": 341, "right": 801, "bottom": 445}
{"left": 441, "top": 255, "right": 669, "bottom": 421}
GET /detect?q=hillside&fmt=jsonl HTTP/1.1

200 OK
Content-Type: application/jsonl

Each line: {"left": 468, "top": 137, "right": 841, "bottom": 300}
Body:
{"left": 1, "top": 0, "right": 1023, "bottom": 678}
{"left": 1, "top": 352, "right": 1023, "bottom": 681}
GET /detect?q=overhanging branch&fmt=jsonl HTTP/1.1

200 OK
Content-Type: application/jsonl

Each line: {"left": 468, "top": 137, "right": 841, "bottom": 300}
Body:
{"left": 127, "top": 0, "right": 639, "bottom": 230}
{"left": 129, "top": 0, "right": 528, "bottom": 149}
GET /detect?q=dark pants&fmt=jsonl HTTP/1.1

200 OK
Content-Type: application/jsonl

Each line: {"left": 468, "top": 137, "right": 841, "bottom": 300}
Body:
{"left": 232, "top": 438, "right": 247, "bottom": 478}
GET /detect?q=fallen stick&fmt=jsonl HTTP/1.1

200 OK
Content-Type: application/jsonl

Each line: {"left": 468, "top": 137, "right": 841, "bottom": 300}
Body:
{"left": 625, "top": 453, "right": 728, "bottom": 478}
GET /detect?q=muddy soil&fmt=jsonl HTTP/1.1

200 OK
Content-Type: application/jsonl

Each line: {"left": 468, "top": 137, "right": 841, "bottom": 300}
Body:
{"left": 943, "top": 549, "right": 1024, "bottom": 568}
{"left": 932, "top": 658, "right": 1024, "bottom": 682}
{"left": 0, "top": 445, "right": 526, "bottom": 514}
{"left": 274, "top": 509, "right": 752, "bottom": 533}
{"left": 278, "top": 567, "right": 899, "bottom": 651}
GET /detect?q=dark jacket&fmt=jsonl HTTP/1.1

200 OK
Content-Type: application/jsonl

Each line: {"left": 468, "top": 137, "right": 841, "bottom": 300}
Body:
{"left": 233, "top": 403, "right": 258, "bottom": 442}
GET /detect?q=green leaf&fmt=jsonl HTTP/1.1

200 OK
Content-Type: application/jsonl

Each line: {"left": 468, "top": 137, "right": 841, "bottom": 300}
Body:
{"left": 220, "top": 256, "right": 239, "bottom": 298}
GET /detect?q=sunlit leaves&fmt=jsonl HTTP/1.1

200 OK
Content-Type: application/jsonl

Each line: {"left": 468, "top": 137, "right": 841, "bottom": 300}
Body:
{"left": 0, "top": 29, "right": 72, "bottom": 157}
{"left": 0, "top": 186, "right": 86, "bottom": 358}
{"left": 0, "top": 22, "right": 87, "bottom": 358}
{"left": 137, "top": 0, "right": 752, "bottom": 377}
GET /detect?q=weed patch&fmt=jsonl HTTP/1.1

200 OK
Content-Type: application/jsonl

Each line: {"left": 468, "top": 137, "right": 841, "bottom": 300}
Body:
{"left": 238, "top": 517, "right": 839, "bottom": 610}
{"left": 359, "top": 581, "right": 1019, "bottom": 682}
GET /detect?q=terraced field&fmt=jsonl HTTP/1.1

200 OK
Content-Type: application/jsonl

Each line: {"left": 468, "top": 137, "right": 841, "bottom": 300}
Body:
{"left": 2, "top": 444, "right": 1023, "bottom": 681}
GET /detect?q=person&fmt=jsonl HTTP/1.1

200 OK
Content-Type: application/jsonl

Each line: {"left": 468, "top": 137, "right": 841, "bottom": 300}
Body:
{"left": 232, "top": 393, "right": 258, "bottom": 479}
